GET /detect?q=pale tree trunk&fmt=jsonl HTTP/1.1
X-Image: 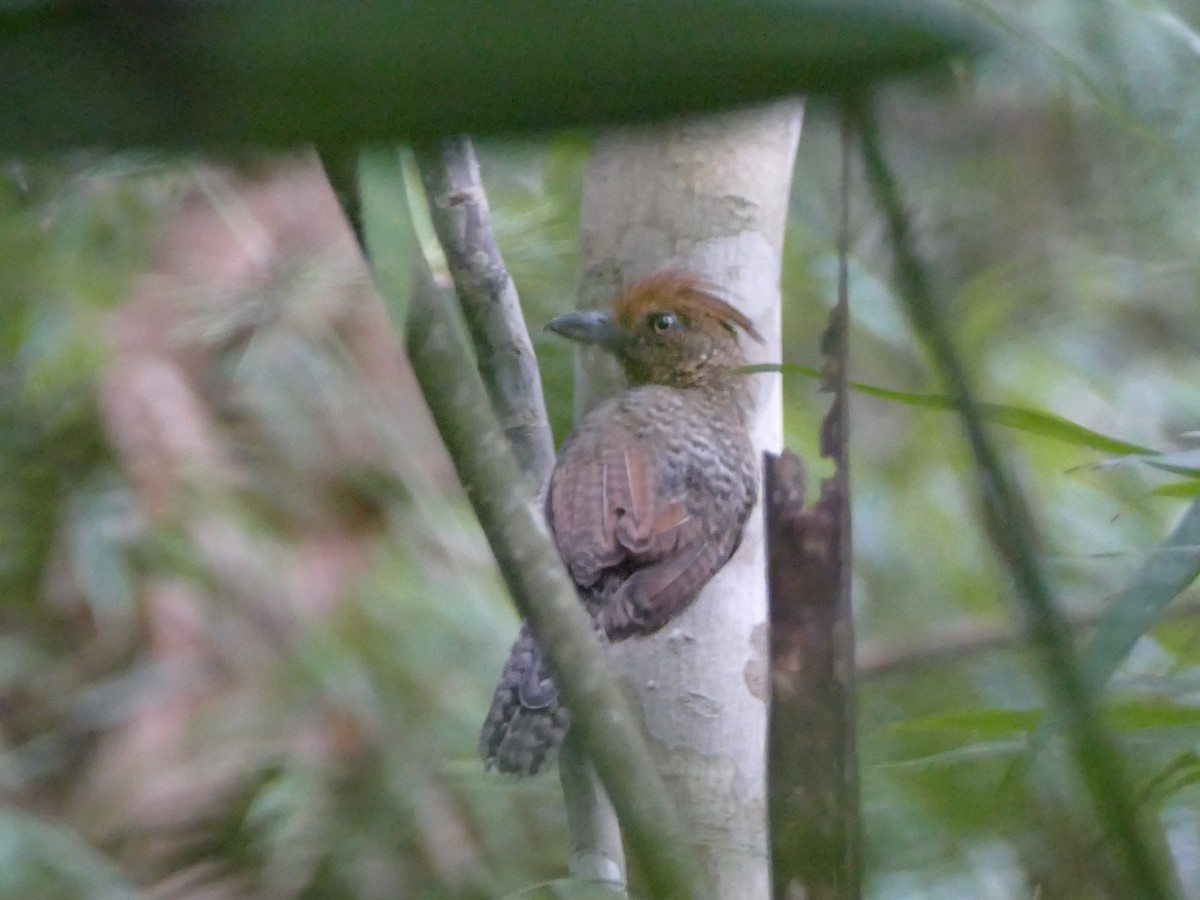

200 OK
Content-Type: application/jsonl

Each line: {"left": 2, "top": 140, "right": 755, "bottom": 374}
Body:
{"left": 574, "top": 101, "right": 804, "bottom": 899}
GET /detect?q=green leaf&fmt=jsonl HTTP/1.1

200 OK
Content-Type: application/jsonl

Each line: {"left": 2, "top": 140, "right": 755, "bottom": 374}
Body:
{"left": 891, "top": 707, "right": 1042, "bottom": 737}
{"left": 744, "top": 362, "right": 1154, "bottom": 456}
{"left": 1096, "top": 448, "right": 1200, "bottom": 479}
{"left": 0, "top": 0, "right": 986, "bottom": 151}
{"left": 894, "top": 700, "right": 1200, "bottom": 740}
{"left": 877, "top": 740, "right": 1027, "bottom": 770}
{"left": 1015, "top": 500, "right": 1200, "bottom": 777}
{"left": 1105, "top": 701, "right": 1200, "bottom": 731}
{"left": 1143, "top": 458, "right": 1200, "bottom": 477}
{"left": 1150, "top": 481, "right": 1200, "bottom": 499}
{"left": 1080, "top": 498, "right": 1200, "bottom": 692}
{"left": 358, "top": 148, "right": 417, "bottom": 326}
{"left": 1143, "top": 752, "right": 1200, "bottom": 806}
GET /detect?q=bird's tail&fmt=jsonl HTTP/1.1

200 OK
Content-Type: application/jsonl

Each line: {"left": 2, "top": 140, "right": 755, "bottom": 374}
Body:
{"left": 478, "top": 625, "right": 570, "bottom": 776}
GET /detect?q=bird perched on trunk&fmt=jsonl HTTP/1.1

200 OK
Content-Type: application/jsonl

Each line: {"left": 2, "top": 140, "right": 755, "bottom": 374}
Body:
{"left": 479, "top": 270, "right": 762, "bottom": 776}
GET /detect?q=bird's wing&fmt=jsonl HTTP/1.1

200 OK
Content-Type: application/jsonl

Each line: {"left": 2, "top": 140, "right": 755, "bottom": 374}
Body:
{"left": 547, "top": 426, "right": 717, "bottom": 638}
{"left": 600, "top": 537, "right": 734, "bottom": 638}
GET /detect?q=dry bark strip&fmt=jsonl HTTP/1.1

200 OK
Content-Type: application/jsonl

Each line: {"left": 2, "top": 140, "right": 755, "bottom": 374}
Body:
{"left": 765, "top": 126, "right": 859, "bottom": 897}
{"left": 578, "top": 101, "right": 803, "bottom": 900}
{"left": 765, "top": 452, "right": 857, "bottom": 900}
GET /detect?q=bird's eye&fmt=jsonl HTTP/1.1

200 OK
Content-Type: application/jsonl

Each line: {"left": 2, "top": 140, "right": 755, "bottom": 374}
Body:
{"left": 647, "top": 311, "right": 678, "bottom": 334}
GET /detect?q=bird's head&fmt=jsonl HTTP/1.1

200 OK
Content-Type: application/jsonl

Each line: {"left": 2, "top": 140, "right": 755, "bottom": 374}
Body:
{"left": 546, "top": 271, "right": 762, "bottom": 388}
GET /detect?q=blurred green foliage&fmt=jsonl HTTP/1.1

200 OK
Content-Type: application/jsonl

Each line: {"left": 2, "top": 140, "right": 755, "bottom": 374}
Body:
{"left": 4, "top": 0, "right": 1200, "bottom": 898}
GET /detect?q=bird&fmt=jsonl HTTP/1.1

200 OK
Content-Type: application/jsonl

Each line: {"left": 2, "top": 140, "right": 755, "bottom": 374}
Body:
{"left": 479, "top": 270, "right": 763, "bottom": 776}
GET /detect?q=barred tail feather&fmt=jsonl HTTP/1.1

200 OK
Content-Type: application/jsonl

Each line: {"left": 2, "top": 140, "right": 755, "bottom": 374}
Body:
{"left": 478, "top": 625, "right": 570, "bottom": 776}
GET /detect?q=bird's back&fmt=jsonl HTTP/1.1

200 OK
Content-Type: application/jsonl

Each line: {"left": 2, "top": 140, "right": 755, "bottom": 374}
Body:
{"left": 480, "top": 270, "right": 762, "bottom": 775}
{"left": 547, "top": 382, "right": 757, "bottom": 638}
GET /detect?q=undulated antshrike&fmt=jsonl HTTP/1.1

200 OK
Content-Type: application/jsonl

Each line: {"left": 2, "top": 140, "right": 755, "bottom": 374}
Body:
{"left": 479, "top": 271, "right": 762, "bottom": 776}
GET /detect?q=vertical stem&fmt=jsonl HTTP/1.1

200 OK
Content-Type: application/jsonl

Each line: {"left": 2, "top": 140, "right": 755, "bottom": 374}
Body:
{"left": 404, "top": 257, "right": 703, "bottom": 900}
{"left": 856, "top": 99, "right": 1178, "bottom": 900}
{"left": 353, "top": 149, "right": 697, "bottom": 897}
{"left": 559, "top": 734, "right": 626, "bottom": 888}
{"left": 411, "top": 139, "right": 626, "bottom": 886}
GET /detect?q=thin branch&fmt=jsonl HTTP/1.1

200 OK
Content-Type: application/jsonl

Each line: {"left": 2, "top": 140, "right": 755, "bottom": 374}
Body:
{"left": 413, "top": 138, "right": 556, "bottom": 481}
{"left": 856, "top": 98, "right": 1180, "bottom": 900}
{"left": 559, "top": 735, "right": 626, "bottom": 889}
{"left": 404, "top": 257, "right": 701, "bottom": 900}
{"left": 411, "top": 138, "right": 624, "bottom": 888}
{"left": 829, "top": 104, "right": 861, "bottom": 897}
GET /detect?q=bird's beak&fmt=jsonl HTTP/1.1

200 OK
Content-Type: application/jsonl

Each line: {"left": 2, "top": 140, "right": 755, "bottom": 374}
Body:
{"left": 545, "top": 309, "right": 631, "bottom": 352}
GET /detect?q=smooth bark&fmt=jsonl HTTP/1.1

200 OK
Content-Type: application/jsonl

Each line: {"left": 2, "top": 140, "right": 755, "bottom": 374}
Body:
{"left": 575, "top": 101, "right": 804, "bottom": 899}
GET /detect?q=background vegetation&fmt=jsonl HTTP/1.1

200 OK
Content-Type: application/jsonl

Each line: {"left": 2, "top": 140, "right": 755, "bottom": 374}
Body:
{"left": 4, "top": 0, "right": 1200, "bottom": 897}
